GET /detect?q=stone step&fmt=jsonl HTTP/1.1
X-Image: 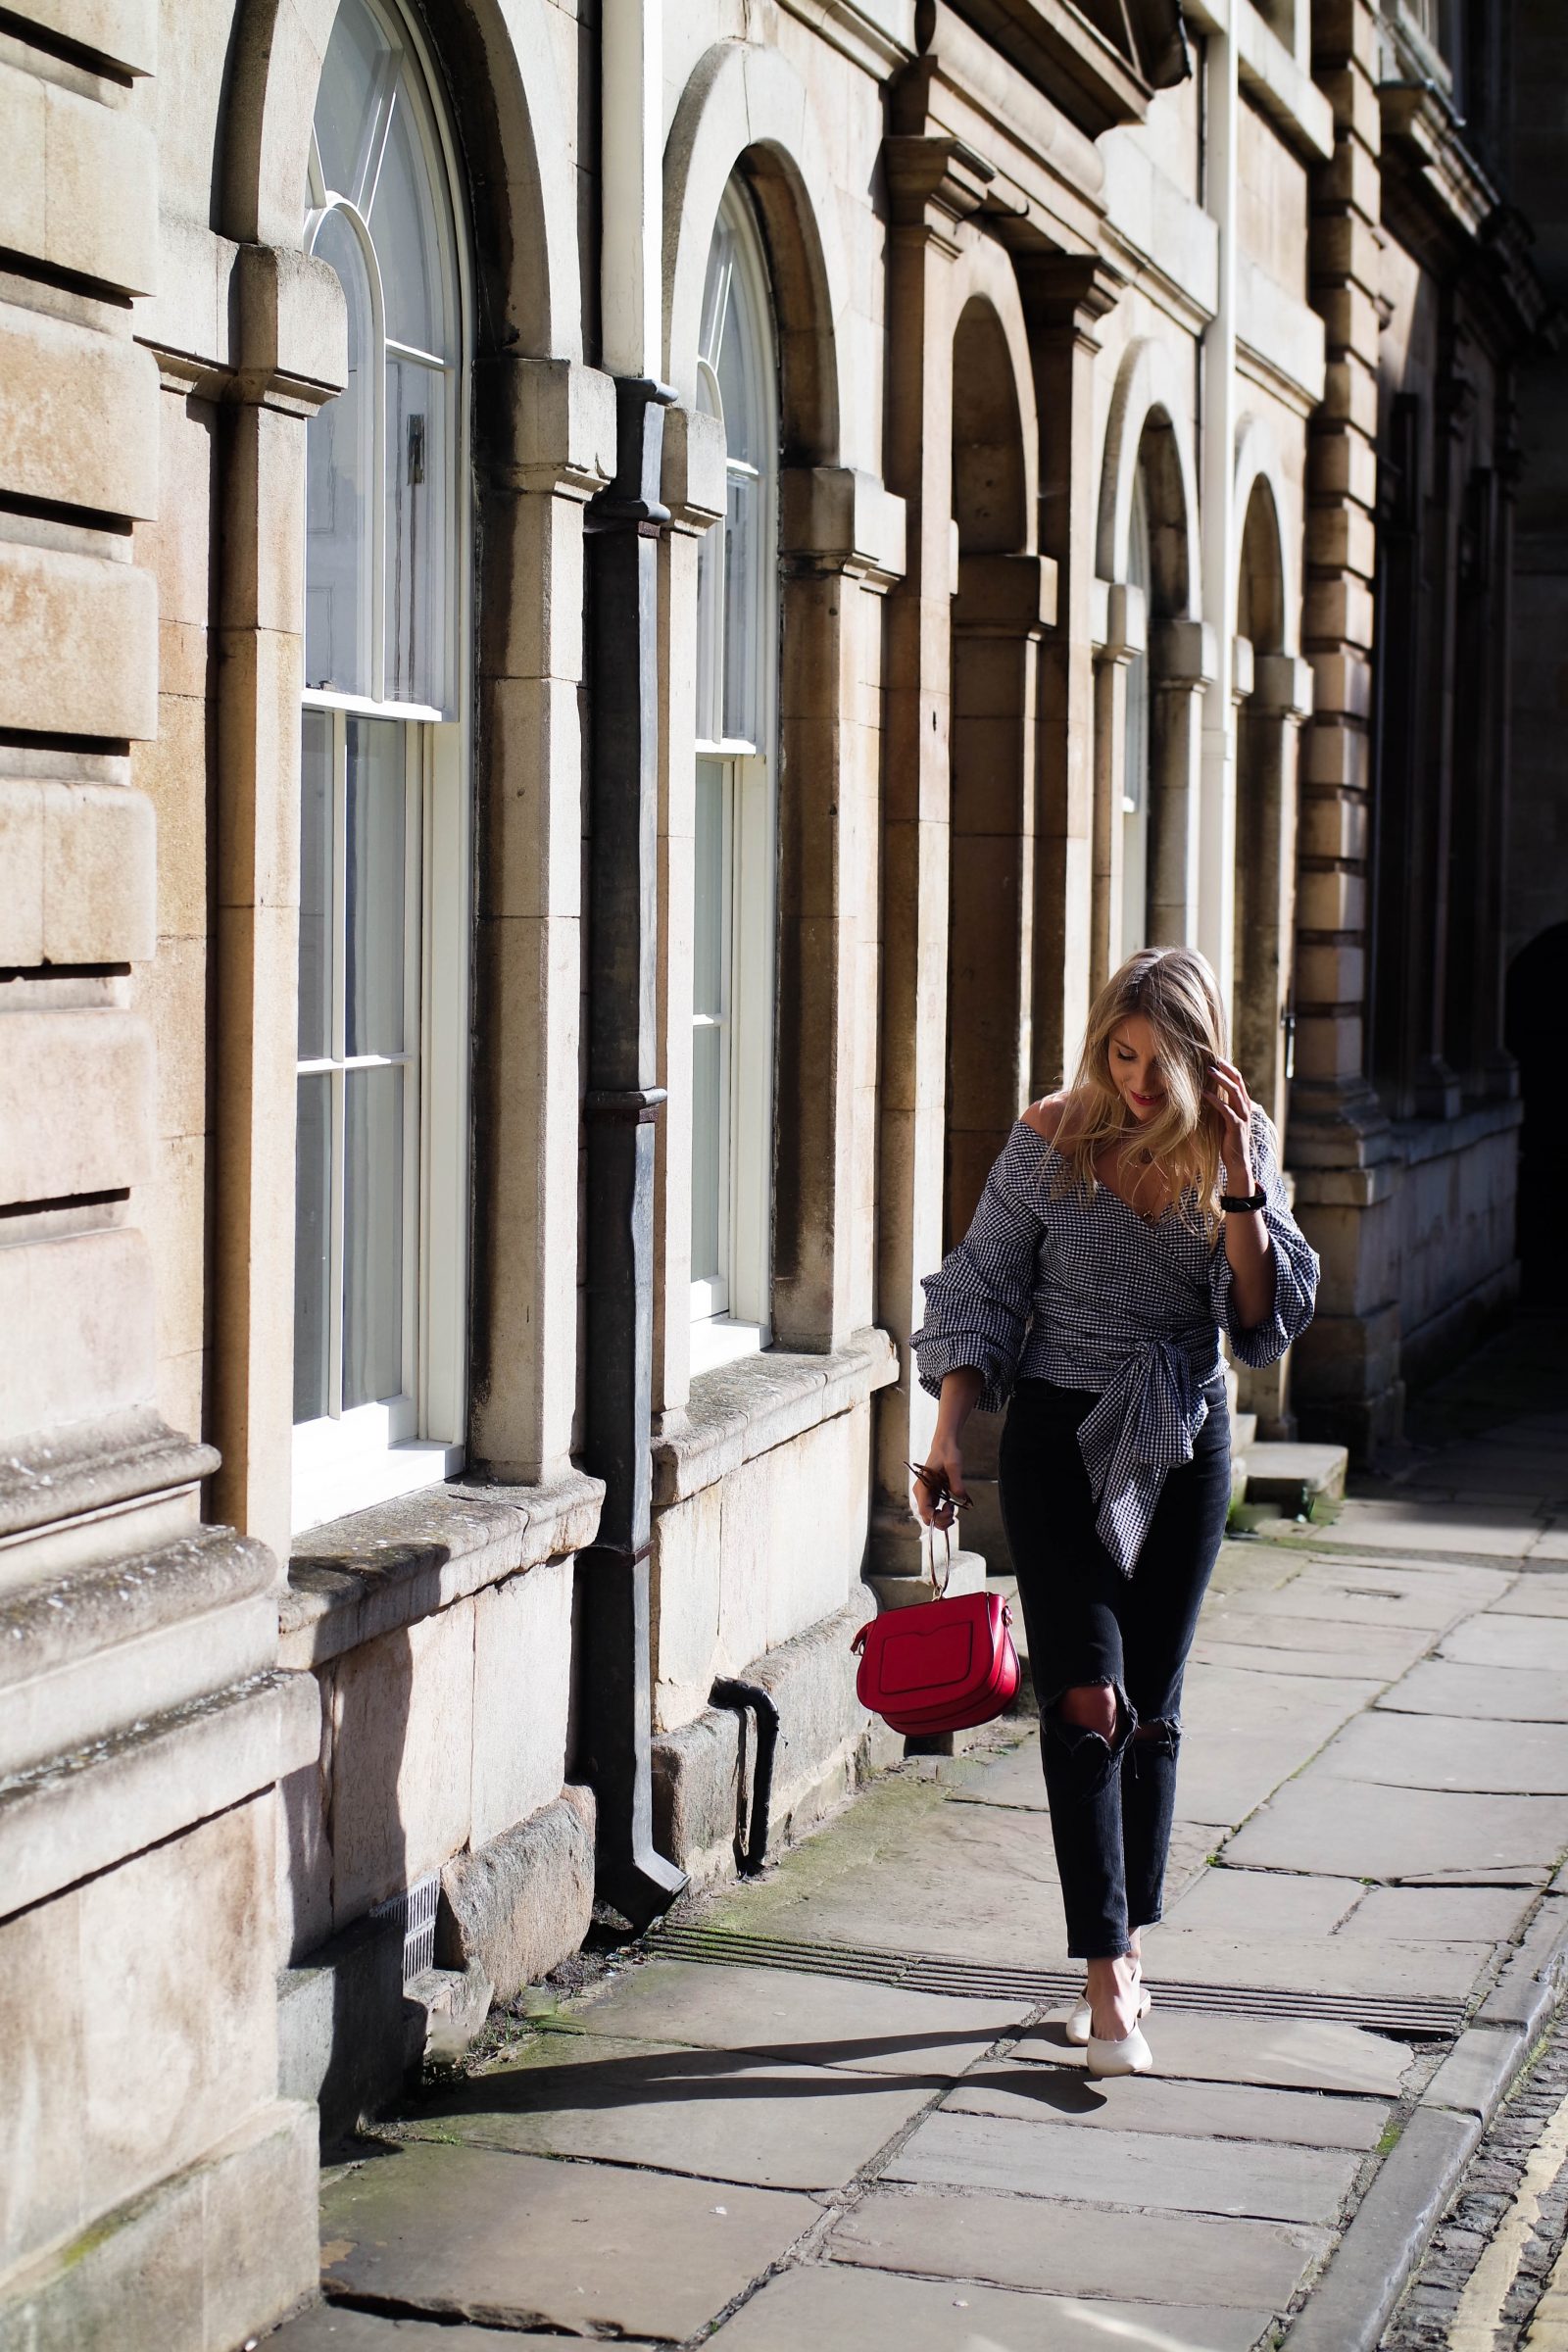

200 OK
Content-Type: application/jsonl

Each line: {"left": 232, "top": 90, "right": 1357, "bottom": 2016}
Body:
{"left": 1245, "top": 1441, "right": 1349, "bottom": 1516}
{"left": 1232, "top": 1410, "right": 1259, "bottom": 1450}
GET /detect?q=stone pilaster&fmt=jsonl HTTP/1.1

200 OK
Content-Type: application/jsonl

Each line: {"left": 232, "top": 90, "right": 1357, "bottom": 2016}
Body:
{"left": 1149, "top": 618, "right": 1216, "bottom": 949}
{"left": 1090, "top": 580, "right": 1142, "bottom": 994}
{"left": 946, "top": 548, "right": 1055, "bottom": 1249}
{"left": 775, "top": 465, "right": 906, "bottom": 1350}
{"left": 469, "top": 358, "right": 617, "bottom": 1477}
{"left": 872, "top": 132, "right": 992, "bottom": 1568}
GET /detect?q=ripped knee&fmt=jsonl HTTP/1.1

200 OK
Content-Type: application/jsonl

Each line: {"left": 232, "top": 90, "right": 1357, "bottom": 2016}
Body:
{"left": 1131, "top": 1715, "right": 1181, "bottom": 1755}
{"left": 1054, "top": 1682, "right": 1124, "bottom": 1743}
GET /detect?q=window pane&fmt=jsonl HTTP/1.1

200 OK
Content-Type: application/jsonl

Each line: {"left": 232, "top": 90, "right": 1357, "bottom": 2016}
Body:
{"left": 694, "top": 759, "right": 725, "bottom": 1018}
{"left": 306, "top": 207, "right": 374, "bottom": 696}
{"left": 692, "top": 758, "right": 727, "bottom": 1288}
{"left": 294, "top": 1072, "right": 333, "bottom": 1422}
{"left": 345, "top": 716, "right": 407, "bottom": 1057}
{"left": 385, "top": 356, "right": 447, "bottom": 708}
{"left": 343, "top": 1064, "right": 405, "bottom": 1406}
{"left": 314, "top": 0, "right": 391, "bottom": 208}
{"left": 721, "top": 472, "right": 759, "bottom": 745}
{"left": 716, "top": 260, "right": 763, "bottom": 471}
{"left": 691, "top": 1022, "right": 722, "bottom": 1284}
{"left": 372, "top": 77, "right": 448, "bottom": 356}
{"left": 299, "top": 710, "right": 334, "bottom": 1059}
{"left": 1125, "top": 645, "right": 1150, "bottom": 815}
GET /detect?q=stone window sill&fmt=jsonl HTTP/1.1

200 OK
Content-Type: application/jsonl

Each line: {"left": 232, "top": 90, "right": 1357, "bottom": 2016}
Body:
{"left": 651, "top": 1326, "right": 899, "bottom": 1508}
{"left": 1392, "top": 1095, "right": 1524, "bottom": 1168}
{"left": 281, "top": 1467, "right": 605, "bottom": 1671}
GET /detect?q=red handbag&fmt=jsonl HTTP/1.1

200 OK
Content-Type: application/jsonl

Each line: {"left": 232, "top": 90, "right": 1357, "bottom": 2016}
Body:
{"left": 852, "top": 1531, "right": 1020, "bottom": 1737}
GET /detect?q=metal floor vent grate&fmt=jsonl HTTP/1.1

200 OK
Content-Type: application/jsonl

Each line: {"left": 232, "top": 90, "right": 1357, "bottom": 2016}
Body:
{"left": 652, "top": 1924, "right": 1466, "bottom": 2040}
{"left": 371, "top": 1872, "right": 440, "bottom": 1984}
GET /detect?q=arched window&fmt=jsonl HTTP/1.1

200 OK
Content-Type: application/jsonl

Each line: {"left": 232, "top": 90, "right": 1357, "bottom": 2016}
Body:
{"left": 690, "top": 185, "right": 778, "bottom": 1363}
{"left": 292, "top": 0, "right": 470, "bottom": 1532}
{"left": 1120, "top": 466, "right": 1152, "bottom": 960}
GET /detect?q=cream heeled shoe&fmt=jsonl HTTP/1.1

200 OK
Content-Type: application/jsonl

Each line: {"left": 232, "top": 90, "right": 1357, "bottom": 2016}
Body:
{"left": 1064, "top": 1959, "right": 1150, "bottom": 2049}
{"left": 1086, "top": 2020, "right": 1153, "bottom": 2077}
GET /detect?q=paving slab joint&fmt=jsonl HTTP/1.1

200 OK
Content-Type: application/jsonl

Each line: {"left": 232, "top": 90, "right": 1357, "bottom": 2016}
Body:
{"left": 1285, "top": 1894, "right": 1568, "bottom": 2349}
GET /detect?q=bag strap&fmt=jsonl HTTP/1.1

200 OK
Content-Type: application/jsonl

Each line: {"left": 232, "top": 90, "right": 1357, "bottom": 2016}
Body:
{"left": 924, "top": 1523, "right": 953, "bottom": 1599}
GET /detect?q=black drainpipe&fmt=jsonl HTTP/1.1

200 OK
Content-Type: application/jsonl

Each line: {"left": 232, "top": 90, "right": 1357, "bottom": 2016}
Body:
{"left": 710, "top": 1678, "right": 782, "bottom": 1876}
{"left": 577, "top": 374, "right": 688, "bottom": 1929}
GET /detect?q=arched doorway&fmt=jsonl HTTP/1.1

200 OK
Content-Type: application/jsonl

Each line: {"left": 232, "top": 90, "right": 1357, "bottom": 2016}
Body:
{"left": 944, "top": 295, "right": 1032, "bottom": 1253}
{"left": 1506, "top": 924, "right": 1568, "bottom": 1303}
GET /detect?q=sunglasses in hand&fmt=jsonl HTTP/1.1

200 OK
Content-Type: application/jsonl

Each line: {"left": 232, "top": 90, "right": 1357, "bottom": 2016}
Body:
{"left": 906, "top": 1459, "right": 974, "bottom": 1512}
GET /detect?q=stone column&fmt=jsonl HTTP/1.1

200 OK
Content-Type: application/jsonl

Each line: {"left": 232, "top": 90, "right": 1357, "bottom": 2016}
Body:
{"left": 1238, "top": 651, "right": 1314, "bottom": 1129}
{"left": 1235, "top": 649, "right": 1314, "bottom": 1436}
{"left": 944, "top": 549, "right": 1054, "bottom": 1576}
{"left": 776, "top": 465, "right": 906, "bottom": 1351}
{"left": 469, "top": 358, "right": 616, "bottom": 1478}
{"left": 1404, "top": 344, "right": 1472, "bottom": 1117}
{"left": 1091, "top": 580, "right": 1144, "bottom": 995}
{"left": 872, "top": 134, "right": 990, "bottom": 1572}
{"left": 1020, "top": 254, "right": 1126, "bottom": 1095}
{"left": 1290, "top": 0, "right": 1402, "bottom": 1453}
{"left": 1478, "top": 405, "right": 1525, "bottom": 1102}
{"left": 1148, "top": 619, "right": 1216, "bottom": 948}
{"left": 946, "top": 549, "right": 1055, "bottom": 1248}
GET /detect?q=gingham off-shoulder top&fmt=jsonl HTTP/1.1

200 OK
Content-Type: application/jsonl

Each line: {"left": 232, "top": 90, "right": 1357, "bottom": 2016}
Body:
{"left": 911, "top": 1102, "right": 1320, "bottom": 1575}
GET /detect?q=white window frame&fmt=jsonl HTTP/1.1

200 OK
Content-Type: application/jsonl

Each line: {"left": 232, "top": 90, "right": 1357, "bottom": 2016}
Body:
{"left": 690, "top": 185, "right": 779, "bottom": 1375}
{"left": 292, "top": 0, "right": 473, "bottom": 1535}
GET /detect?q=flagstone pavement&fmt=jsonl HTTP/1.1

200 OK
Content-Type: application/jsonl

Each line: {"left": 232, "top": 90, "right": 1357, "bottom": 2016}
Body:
{"left": 268, "top": 1318, "right": 1568, "bottom": 2352}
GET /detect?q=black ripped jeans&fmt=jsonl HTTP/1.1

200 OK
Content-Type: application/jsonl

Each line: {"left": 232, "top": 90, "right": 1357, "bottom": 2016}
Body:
{"left": 999, "top": 1375, "right": 1231, "bottom": 1960}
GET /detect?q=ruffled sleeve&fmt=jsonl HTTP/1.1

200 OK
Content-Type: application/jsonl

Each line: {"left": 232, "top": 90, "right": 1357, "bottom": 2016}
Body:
{"left": 911, "top": 1122, "right": 1049, "bottom": 1414}
{"left": 1209, "top": 1104, "right": 1320, "bottom": 1369}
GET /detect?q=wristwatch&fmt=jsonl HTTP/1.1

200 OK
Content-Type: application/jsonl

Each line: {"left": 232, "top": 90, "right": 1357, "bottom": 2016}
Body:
{"left": 1219, "top": 1184, "right": 1266, "bottom": 1213}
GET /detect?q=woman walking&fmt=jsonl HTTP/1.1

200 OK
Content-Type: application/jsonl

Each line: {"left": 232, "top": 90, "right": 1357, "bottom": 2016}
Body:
{"left": 910, "top": 947, "right": 1319, "bottom": 2076}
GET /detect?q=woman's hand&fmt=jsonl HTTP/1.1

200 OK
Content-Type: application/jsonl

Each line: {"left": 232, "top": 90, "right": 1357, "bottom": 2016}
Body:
{"left": 910, "top": 1437, "right": 969, "bottom": 1531}
{"left": 1204, "top": 1056, "right": 1255, "bottom": 1191}
{"left": 910, "top": 1368, "right": 984, "bottom": 1529}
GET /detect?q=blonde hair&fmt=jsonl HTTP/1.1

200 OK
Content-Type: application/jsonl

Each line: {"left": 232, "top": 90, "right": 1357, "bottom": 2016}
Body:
{"left": 1051, "top": 948, "right": 1238, "bottom": 1236}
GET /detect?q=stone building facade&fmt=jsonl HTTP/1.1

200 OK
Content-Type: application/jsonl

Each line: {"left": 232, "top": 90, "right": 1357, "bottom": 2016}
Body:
{"left": 0, "top": 1, "right": 1555, "bottom": 2344}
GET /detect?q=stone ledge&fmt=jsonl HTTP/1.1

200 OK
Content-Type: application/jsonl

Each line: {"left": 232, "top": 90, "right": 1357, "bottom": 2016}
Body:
{"left": 0, "top": 1523, "right": 273, "bottom": 1688}
{"left": 0, "top": 1523, "right": 277, "bottom": 1780}
{"left": 0, "top": 1668, "right": 319, "bottom": 1919}
{"left": 652, "top": 1328, "right": 899, "bottom": 1507}
{"left": 0, "top": 1407, "right": 218, "bottom": 1544}
{"left": 281, "top": 1468, "right": 605, "bottom": 1670}
{"left": 1389, "top": 1094, "right": 1524, "bottom": 1169}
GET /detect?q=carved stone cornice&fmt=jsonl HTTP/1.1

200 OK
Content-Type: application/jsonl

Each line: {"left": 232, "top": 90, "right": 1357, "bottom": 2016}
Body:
{"left": 882, "top": 132, "right": 998, "bottom": 246}
{"left": 1016, "top": 249, "right": 1128, "bottom": 345}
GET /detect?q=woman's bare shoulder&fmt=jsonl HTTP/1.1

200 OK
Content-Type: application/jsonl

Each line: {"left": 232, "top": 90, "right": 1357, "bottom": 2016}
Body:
{"left": 1020, "top": 1091, "right": 1072, "bottom": 1144}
